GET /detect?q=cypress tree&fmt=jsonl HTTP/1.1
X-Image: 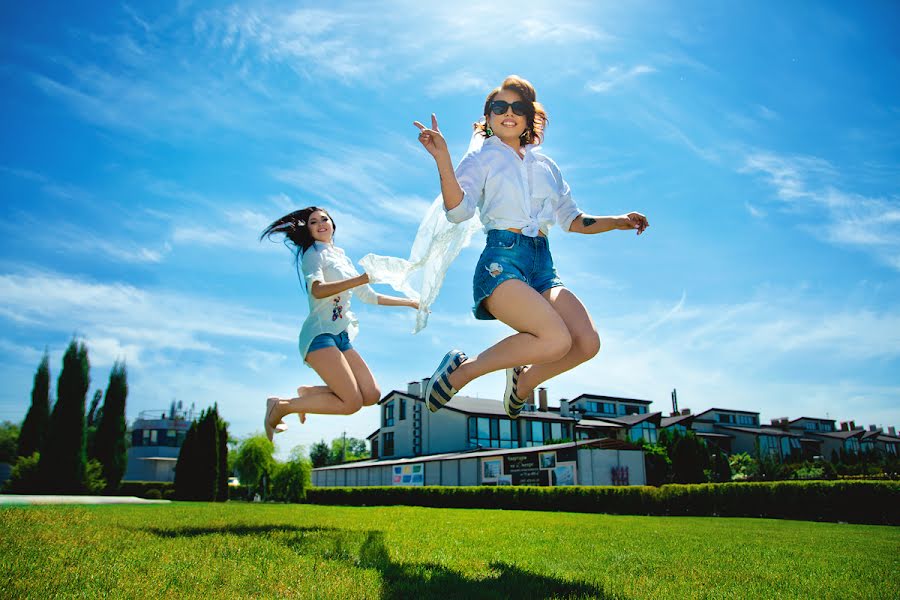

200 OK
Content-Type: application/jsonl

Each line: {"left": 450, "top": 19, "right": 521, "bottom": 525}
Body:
{"left": 215, "top": 406, "right": 229, "bottom": 502}
{"left": 174, "top": 420, "right": 200, "bottom": 500}
{"left": 18, "top": 352, "right": 51, "bottom": 458}
{"left": 39, "top": 340, "right": 90, "bottom": 493}
{"left": 195, "top": 407, "right": 219, "bottom": 501}
{"left": 93, "top": 361, "right": 128, "bottom": 492}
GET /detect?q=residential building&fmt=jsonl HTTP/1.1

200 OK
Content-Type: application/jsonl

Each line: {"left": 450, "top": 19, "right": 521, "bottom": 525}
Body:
{"left": 122, "top": 404, "right": 194, "bottom": 482}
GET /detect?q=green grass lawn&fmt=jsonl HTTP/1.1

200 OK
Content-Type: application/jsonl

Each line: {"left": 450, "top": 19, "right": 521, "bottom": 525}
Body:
{"left": 1, "top": 503, "right": 898, "bottom": 599}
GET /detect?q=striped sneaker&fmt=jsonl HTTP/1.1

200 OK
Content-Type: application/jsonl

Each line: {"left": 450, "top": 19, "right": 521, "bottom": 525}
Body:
{"left": 503, "top": 366, "right": 527, "bottom": 420}
{"left": 425, "top": 349, "right": 467, "bottom": 413}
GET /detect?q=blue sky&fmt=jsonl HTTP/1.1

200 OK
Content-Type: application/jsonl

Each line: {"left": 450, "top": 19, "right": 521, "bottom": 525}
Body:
{"left": 1, "top": 1, "right": 898, "bottom": 456}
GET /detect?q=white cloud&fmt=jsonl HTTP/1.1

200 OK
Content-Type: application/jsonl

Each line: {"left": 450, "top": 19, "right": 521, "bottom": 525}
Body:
{"left": 587, "top": 65, "right": 655, "bottom": 94}
{"left": 741, "top": 150, "right": 900, "bottom": 269}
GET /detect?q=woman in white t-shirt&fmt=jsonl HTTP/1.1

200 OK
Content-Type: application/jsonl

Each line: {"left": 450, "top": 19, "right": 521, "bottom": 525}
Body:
{"left": 412, "top": 75, "right": 649, "bottom": 419}
{"left": 260, "top": 206, "right": 418, "bottom": 441}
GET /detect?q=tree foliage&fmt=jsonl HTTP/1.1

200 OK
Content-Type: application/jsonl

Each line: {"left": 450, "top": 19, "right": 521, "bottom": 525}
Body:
{"left": 670, "top": 432, "right": 709, "bottom": 484}
{"left": 233, "top": 435, "right": 276, "bottom": 492}
{"left": 270, "top": 447, "right": 312, "bottom": 503}
{"left": 92, "top": 361, "right": 128, "bottom": 491}
{"left": 39, "top": 340, "right": 90, "bottom": 493}
{"left": 18, "top": 352, "right": 51, "bottom": 459}
{"left": 310, "top": 440, "right": 330, "bottom": 468}
{"left": 0, "top": 421, "right": 20, "bottom": 464}
{"left": 174, "top": 404, "right": 229, "bottom": 501}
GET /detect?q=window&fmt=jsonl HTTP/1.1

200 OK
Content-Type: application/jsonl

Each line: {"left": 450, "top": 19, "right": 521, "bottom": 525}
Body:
{"left": 383, "top": 401, "right": 394, "bottom": 427}
{"left": 468, "top": 416, "right": 519, "bottom": 448}
{"left": 584, "top": 401, "right": 615, "bottom": 415}
{"left": 843, "top": 437, "right": 860, "bottom": 454}
{"left": 524, "top": 421, "right": 570, "bottom": 447}
{"left": 667, "top": 423, "right": 687, "bottom": 435}
{"left": 717, "top": 413, "right": 736, "bottom": 424}
{"left": 628, "top": 422, "right": 657, "bottom": 444}
{"left": 886, "top": 443, "right": 897, "bottom": 456}
{"left": 371, "top": 440, "right": 379, "bottom": 459}
{"left": 803, "top": 421, "right": 816, "bottom": 431}
{"left": 399, "top": 398, "right": 406, "bottom": 421}
{"left": 382, "top": 432, "right": 394, "bottom": 456}
{"left": 601, "top": 402, "right": 615, "bottom": 415}
{"left": 821, "top": 422, "right": 834, "bottom": 432}
{"left": 737, "top": 414, "right": 757, "bottom": 426}
{"left": 623, "top": 404, "right": 642, "bottom": 416}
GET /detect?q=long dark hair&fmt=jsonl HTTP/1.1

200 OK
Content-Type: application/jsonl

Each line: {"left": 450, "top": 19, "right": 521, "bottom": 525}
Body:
{"left": 474, "top": 74, "right": 548, "bottom": 145}
{"left": 260, "top": 207, "right": 335, "bottom": 285}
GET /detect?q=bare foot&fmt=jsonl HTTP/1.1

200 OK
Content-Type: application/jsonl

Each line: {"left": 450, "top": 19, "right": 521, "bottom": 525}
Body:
{"left": 265, "top": 397, "right": 289, "bottom": 441}
{"left": 296, "top": 386, "right": 314, "bottom": 424}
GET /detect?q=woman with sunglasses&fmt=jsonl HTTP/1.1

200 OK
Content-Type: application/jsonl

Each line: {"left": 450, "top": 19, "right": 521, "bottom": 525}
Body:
{"left": 260, "top": 206, "right": 419, "bottom": 441}
{"left": 412, "top": 75, "right": 649, "bottom": 418}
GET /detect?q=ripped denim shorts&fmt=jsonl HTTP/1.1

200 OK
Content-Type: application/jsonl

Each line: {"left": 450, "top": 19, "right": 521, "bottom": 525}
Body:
{"left": 472, "top": 229, "right": 563, "bottom": 320}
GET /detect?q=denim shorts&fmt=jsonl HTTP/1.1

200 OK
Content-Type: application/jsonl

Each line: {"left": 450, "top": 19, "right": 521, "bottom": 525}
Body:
{"left": 473, "top": 229, "right": 563, "bottom": 320}
{"left": 306, "top": 330, "right": 352, "bottom": 356}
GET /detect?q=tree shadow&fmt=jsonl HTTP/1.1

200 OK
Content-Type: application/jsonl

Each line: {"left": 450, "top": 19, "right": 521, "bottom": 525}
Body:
{"left": 142, "top": 524, "right": 621, "bottom": 599}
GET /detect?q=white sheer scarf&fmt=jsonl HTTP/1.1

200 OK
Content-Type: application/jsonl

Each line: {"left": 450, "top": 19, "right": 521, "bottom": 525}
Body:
{"left": 358, "top": 129, "right": 485, "bottom": 333}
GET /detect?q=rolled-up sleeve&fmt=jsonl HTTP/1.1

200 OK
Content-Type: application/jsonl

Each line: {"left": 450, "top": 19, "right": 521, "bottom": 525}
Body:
{"left": 543, "top": 156, "right": 582, "bottom": 233}
{"left": 353, "top": 283, "right": 379, "bottom": 305}
{"left": 301, "top": 247, "right": 326, "bottom": 290}
{"left": 446, "top": 151, "right": 484, "bottom": 223}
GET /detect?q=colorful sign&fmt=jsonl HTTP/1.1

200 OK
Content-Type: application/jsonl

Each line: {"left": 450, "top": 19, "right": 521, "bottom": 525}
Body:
{"left": 392, "top": 463, "right": 424, "bottom": 486}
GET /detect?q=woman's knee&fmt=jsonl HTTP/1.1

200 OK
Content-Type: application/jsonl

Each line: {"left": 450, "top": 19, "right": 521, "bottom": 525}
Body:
{"left": 336, "top": 393, "right": 364, "bottom": 415}
{"left": 575, "top": 329, "right": 601, "bottom": 361}
{"left": 362, "top": 386, "right": 381, "bottom": 407}
{"left": 541, "top": 327, "right": 573, "bottom": 362}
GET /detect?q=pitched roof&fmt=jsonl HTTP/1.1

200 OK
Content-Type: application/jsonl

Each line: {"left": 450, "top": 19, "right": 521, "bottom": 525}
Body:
{"left": 718, "top": 425, "right": 802, "bottom": 437}
{"left": 568, "top": 393, "right": 653, "bottom": 405}
{"left": 575, "top": 418, "right": 625, "bottom": 429}
{"left": 693, "top": 407, "right": 761, "bottom": 419}
{"left": 661, "top": 413, "right": 694, "bottom": 428}
{"left": 602, "top": 412, "right": 663, "bottom": 427}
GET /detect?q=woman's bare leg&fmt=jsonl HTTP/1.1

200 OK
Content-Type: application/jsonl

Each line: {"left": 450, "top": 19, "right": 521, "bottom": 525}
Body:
{"left": 342, "top": 349, "right": 382, "bottom": 407}
{"left": 267, "top": 347, "right": 365, "bottom": 427}
{"left": 515, "top": 287, "right": 601, "bottom": 399}
{"left": 294, "top": 385, "right": 331, "bottom": 424}
{"left": 447, "top": 279, "right": 572, "bottom": 391}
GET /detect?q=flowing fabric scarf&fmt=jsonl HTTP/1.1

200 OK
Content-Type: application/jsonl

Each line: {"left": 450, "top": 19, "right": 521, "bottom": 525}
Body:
{"left": 358, "top": 128, "right": 485, "bottom": 332}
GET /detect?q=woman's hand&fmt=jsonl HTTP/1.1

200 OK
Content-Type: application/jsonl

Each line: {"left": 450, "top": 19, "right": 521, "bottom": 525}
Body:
{"left": 620, "top": 212, "right": 649, "bottom": 235}
{"left": 409, "top": 299, "right": 420, "bottom": 310}
{"left": 413, "top": 114, "right": 449, "bottom": 161}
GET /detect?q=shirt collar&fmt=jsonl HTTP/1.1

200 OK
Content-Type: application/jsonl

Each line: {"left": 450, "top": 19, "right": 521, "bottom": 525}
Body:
{"left": 484, "top": 135, "right": 537, "bottom": 160}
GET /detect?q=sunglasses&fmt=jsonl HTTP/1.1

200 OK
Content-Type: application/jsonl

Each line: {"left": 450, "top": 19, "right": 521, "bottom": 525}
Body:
{"left": 489, "top": 100, "right": 530, "bottom": 116}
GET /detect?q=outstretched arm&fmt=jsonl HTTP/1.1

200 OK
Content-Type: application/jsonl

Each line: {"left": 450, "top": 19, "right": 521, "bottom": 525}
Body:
{"left": 413, "top": 114, "right": 464, "bottom": 211}
{"left": 376, "top": 295, "right": 419, "bottom": 309}
{"left": 311, "top": 274, "right": 370, "bottom": 299}
{"left": 569, "top": 212, "right": 649, "bottom": 235}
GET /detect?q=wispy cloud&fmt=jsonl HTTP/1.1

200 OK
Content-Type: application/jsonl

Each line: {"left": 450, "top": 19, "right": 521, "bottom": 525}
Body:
{"left": 741, "top": 151, "right": 900, "bottom": 269}
{"left": 587, "top": 65, "right": 655, "bottom": 93}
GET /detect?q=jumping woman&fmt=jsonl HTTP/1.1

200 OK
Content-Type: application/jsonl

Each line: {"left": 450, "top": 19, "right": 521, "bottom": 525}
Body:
{"left": 261, "top": 207, "right": 418, "bottom": 441}
{"left": 412, "top": 75, "right": 649, "bottom": 419}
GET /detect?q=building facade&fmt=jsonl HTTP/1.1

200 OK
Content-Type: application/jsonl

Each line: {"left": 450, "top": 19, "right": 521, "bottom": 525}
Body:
{"left": 122, "top": 405, "right": 194, "bottom": 482}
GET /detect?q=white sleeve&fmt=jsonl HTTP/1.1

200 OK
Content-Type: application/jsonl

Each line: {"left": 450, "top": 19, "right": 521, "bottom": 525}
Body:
{"left": 445, "top": 151, "right": 484, "bottom": 223}
{"left": 542, "top": 156, "right": 582, "bottom": 233}
{"left": 300, "top": 247, "right": 326, "bottom": 290}
{"left": 353, "top": 283, "right": 379, "bottom": 305}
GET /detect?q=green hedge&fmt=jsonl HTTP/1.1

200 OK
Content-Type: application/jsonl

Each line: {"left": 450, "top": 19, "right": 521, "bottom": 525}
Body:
{"left": 305, "top": 481, "right": 899, "bottom": 525}
{"left": 115, "top": 481, "right": 175, "bottom": 500}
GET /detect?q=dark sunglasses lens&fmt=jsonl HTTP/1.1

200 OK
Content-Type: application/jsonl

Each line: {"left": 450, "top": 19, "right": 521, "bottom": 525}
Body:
{"left": 490, "top": 101, "right": 509, "bottom": 115}
{"left": 511, "top": 101, "right": 529, "bottom": 116}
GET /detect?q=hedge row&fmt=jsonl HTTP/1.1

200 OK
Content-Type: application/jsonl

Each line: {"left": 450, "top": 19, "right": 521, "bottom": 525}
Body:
{"left": 115, "top": 481, "right": 175, "bottom": 500}
{"left": 306, "top": 480, "right": 900, "bottom": 525}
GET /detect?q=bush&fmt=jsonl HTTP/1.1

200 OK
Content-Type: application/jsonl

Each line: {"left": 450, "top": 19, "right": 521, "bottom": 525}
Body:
{"left": 305, "top": 480, "right": 900, "bottom": 525}
{"left": 3, "top": 452, "right": 42, "bottom": 494}
{"left": 84, "top": 459, "right": 107, "bottom": 494}
{"left": 116, "top": 481, "right": 174, "bottom": 499}
{"left": 270, "top": 450, "right": 312, "bottom": 503}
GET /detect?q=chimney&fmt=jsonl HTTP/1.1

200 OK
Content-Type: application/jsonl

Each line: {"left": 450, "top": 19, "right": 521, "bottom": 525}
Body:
{"left": 849, "top": 420, "right": 856, "bottom": 430}
{"left": 420, "top": 378, "right": 430, "bottom": 399}
{"left": 538, "top": 387, "right": 548, "bottom": 412}
{"left": 840, "top": 421, "right": 848, "bottom": 431}
{"left": 869, "top": 425, "right": 878, "bottom": 432}
{"left": 407, "top": 381, "right": 422, "bottom": 398}
{"left": 681, "top": 408, "right": 691, "bottom": 416}
{"left": 560, "top": 399, "right": 570, "bottom": 417}
{"left": 889, "top": 426, "right": 897, "bottom": 437}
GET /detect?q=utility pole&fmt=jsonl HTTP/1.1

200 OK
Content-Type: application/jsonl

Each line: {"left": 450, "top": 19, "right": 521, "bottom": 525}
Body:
{"left": 671, "top": 389, "right": 678, "bottom": 415}
{"left": 342, "top": 430, "right": 347, "bottom": 463}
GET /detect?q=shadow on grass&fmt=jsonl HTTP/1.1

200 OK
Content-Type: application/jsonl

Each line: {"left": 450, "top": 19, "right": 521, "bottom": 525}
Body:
{"left": 143, "top": 524, "right": 620, "bottom": 599}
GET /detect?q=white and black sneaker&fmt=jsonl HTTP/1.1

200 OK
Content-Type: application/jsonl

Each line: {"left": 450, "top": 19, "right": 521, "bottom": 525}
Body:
{"left": 503, "top": 366, "right": 527, "bottom": 420}
{"left": 425, "top": 349, "right": 467, "bottom": 413}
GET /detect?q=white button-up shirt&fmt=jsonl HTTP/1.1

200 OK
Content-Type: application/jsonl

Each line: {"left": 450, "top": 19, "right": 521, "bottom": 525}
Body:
{"left": 297, "top": 242, "right": 378, "bottom": 361}
{"left": 446, "top": 136, "right": 582, "bottom": 236}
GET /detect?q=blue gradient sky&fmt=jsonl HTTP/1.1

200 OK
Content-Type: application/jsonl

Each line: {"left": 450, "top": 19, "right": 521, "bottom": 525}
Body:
{"left": 1, "top": 1, "right": 898, "bottom": 456}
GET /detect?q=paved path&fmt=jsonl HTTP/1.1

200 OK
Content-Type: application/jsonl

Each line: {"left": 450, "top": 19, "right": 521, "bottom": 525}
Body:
{"left": 0, "top": 494, "right": 170, "bottom": 505}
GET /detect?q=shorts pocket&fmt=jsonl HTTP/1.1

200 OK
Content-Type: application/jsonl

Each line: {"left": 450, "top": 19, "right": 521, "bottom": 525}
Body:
{"left": 485, "top": 231, "right": 518, "bottom": 250}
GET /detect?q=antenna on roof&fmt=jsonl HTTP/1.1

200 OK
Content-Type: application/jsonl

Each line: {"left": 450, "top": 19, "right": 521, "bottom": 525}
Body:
{"left": 671, "top": 389, "right": 678, "bottom": 415}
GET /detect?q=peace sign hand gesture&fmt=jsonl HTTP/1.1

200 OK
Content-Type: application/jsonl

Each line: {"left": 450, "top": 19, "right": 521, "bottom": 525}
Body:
{"left": 413, "top": 114, "right": 449, "bottom": 161}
